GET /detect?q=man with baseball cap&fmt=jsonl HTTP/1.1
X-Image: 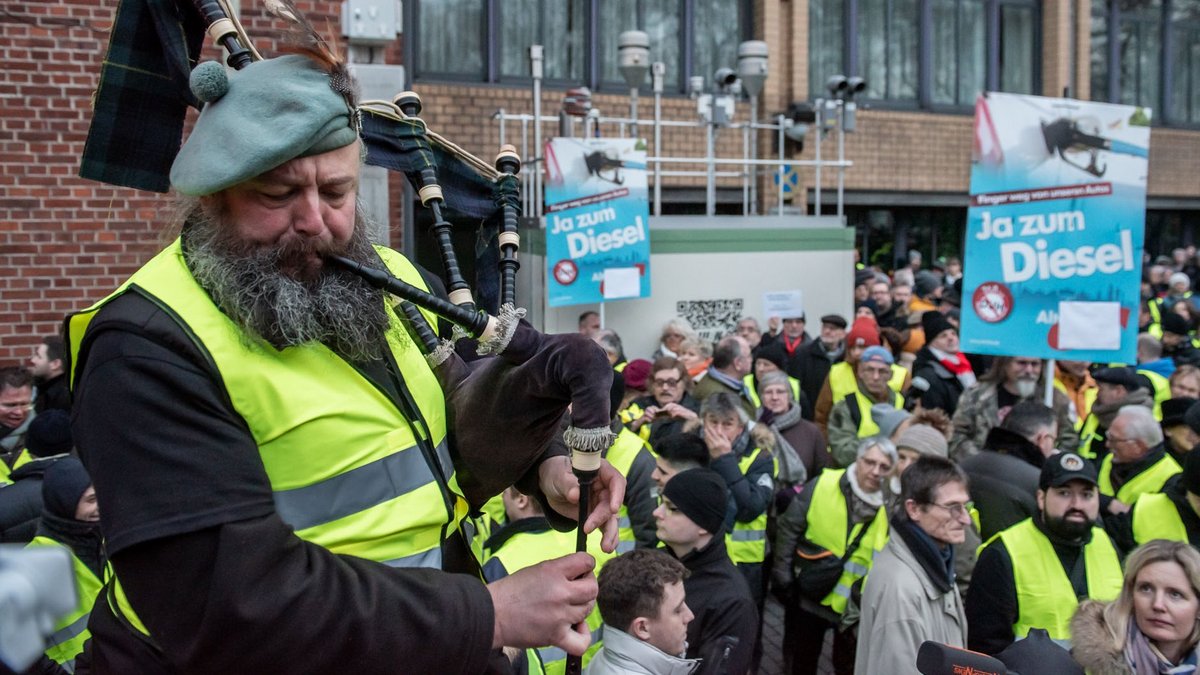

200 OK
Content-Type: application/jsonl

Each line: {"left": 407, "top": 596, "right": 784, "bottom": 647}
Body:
{"left": 827, "top": 346, "right": 906, "bottom": 467}
{"left": 655, "top": 468, "right": 757, "bottom": 674}
{"left": 966, "top": 452, "right": 1122, "bottom": 654}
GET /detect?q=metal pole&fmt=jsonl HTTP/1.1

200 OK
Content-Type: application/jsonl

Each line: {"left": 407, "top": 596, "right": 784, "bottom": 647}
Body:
{"left": 776, "top": 114, "right": 786, "bottom": 215}
{"left": 630, "top": 88, "right": 639, "bottom": 140}
{"left": 749, "top": 98, "right": 758, "bottom": 215}
{"left": 531, "top": 45, "right": 544, "bottom": 218}
{"left": 653, "top": 62, "right": 664, "bottom": 216}
{"left": 836, "top": 100, "right": 845, "bottom": 220}
{"left": 741, "top": 114, "right": 750, "bottom": 215}
{"left": 706, "top": 120, "right": 716, "bottom": 216}
{"left": 1044, "top": 359, "right": 1056, "bottom": 407}
{"left": 814, "top": 99, "right": 823, "bottom": 215}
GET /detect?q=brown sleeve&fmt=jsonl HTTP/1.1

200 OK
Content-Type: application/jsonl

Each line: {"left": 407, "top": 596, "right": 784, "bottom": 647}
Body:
{"left": 814, "top": 380, "right": 834, "bottom": 436}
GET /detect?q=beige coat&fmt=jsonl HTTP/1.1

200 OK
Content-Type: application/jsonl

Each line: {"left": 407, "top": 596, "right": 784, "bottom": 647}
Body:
{"left": 854, "top": 531, "right": 967, "bottom": 675}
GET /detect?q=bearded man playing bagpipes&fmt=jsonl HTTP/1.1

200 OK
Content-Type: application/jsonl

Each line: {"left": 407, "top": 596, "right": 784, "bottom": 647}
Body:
{"left": 65, "top": 2, "right": 625, "bottom": 673}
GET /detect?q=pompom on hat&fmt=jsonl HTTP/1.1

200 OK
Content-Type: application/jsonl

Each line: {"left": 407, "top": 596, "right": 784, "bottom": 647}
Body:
{"left": 170, "top": 55, "right": 360, "bottom": 196}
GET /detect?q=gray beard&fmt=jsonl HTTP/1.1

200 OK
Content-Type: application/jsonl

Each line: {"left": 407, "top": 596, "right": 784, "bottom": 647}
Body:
{"left": 181, "top": 203, "right": 392, "bottom": 362}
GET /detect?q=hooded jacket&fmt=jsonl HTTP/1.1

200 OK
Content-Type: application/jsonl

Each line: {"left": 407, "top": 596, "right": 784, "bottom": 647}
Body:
{"left": 959, "top": 427, "right": 1044, "bottom": 540}
{"left": 0, "top": 455, "right": 64, "bottom": 543}
{"left": 584, "top": 628, "right": 700, "bottom": 675}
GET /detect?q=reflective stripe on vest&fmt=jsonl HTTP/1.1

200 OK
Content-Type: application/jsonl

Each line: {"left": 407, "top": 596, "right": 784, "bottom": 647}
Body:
{"left": 488, "top": 527, "right": 613, "bottom": 675}
{"left": 744, "top": 374, "right": 801, "bottom": 409}
{"left": 68, "top": 240, "right": 460, "bottom": 637}
{"left": 995, "top": 519, "right": 1122, "bottom": 643}
{"left": 725, "top": 447, "right": 776, "bottom": 564}
{"left": 1077, "top": 415, "right": 1102, "bottom": 460}
{"left": 26, "top": 537, "right": 103, "bottom": 670}
{"left": 826, "top": 507, "right": 889, "bottom": 615}
{"left": 1098, "top": 453, "right": 1182, "bottom": 503}
{"left": 607, "top": 428, "right": 650, "bottom": 552}
{"left": 1132, "top": 493, "right": 1190, "bottom": 545}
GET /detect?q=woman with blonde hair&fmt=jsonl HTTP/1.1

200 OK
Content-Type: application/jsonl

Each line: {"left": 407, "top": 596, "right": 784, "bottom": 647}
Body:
{"left": 651, "top": 317, "right": 698, "bottom": 360}
{"left": 1072, "top": 539, "right": 1200, "bottom": 674}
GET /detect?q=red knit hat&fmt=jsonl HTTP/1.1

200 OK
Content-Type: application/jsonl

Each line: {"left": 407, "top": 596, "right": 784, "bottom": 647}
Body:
{"left": 846, "top": 317, "right": 881, "bottom": 348}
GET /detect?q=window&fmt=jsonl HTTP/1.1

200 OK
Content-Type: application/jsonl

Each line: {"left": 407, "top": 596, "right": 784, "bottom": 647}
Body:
{"left": 411, "top": 0, "right": 750, "bottom": 94}
{"left": 812, "top": 0, "right": 1038, "bottom": 108}
{"left": 1092, "top": 0, "right": 1200, "bottom": 126}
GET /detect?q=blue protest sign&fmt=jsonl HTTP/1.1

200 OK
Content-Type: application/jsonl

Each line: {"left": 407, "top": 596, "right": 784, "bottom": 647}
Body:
{"left": 544, "top": 138, "right": 651, "bottom": 307}
{"left": 960, "top": 92, "right": 1150, "bottom": 363}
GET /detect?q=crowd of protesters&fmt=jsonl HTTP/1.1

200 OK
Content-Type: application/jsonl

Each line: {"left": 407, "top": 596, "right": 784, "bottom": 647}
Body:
{"left": 10, "top": 251, "right": 1200, "bottom": 675}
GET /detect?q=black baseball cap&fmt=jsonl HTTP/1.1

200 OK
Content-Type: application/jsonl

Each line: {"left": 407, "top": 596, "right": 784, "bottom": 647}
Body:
{"left": 1039, "top": 452, "right": 1098, "bottom": 489}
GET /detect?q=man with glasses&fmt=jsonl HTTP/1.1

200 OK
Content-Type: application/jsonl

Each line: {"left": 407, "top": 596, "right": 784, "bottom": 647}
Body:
{"left": 950, "top": 356, "right": 1078, "bottom": 461}
{"left": 855, "top": 456, "right": 970, "bottom": 675}
{"left": 625, "top": 357, "right": 699, "bottom": 447}
{"left": 1098, "top": 405, "right": 1182, "bottom": 508}
{"left": 965, "top": 452, "right": 1122, "bottom": 654}
{"left": 827, "top": 346, "right": 906, "bottom": 467}
{"left": 1075, "top": 367, "right": 1156, "bottom": 460}
{"left": 735, "top": 317, "right": 763, "bottom": 351}
{"left": 0, "top": 366, "right": 35, "bottom": 462}
{"left": 655, "top": 468, "right": 757, "bottom": 675}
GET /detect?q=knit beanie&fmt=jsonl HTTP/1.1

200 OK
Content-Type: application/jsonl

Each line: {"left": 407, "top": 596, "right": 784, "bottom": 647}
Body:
{"left": 621, "top": 359, "right": 652, "bottom": 391}
{"left": 42, "top": 456, "right": 92, "bottom": 521}
{"left": 920, "top": 310, "right": 956, "bottom": 344}
{"left": 896, "top": 424, "right": 949, "bottom": 458}
{"left": 1171, "top": 272, "right": 1191, "bottom": 289}
{"left": 846, "top": 317, "right": 881, "bottom": 349}
{"left": 871, "top": 403, "right": 911, "bottom": 438}
{"left": 753, "top": 340, "right": 788, "bottom": 372}
{"left": 26, "top": 409, "right": 73, "bottom": 458}
{"left": 1162, "top": 311, "right": 1191, "bottom": 337}
{"left": 661, "top": 468, "right": 728, "bottom": 535}
{"left": 1186, "top": 400, "right": 1200, "bottom": 435}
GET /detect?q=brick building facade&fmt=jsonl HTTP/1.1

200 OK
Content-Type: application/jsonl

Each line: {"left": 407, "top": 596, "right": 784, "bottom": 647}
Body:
{"left": 1, "top": 0, "right": 1197, "bottom": 362}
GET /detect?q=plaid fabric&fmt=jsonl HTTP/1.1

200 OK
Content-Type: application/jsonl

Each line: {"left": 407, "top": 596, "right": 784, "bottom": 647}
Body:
{"left": 80, "top": 0, "right": 205, "bottom": 193}
{"left": 361, "top": 110, "right": 505, "bottom": 313}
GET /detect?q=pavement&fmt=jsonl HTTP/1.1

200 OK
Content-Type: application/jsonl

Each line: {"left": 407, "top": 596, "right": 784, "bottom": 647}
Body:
{"left": 758, "top": 595, "right": 835, "bottom": 675}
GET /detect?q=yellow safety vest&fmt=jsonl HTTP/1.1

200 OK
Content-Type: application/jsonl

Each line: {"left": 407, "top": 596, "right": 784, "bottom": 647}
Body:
{"left": 1138, "top": 369, "right": 1170, "bottom": 420}
{"left": 1147, "top": 300, "right": 1163, "bottom": 338}
{"left": 26, "top": 536, "right": 105, "bottom": 672}
{"left": 1132, "top": 493, "right": 1190, "bottom": 545}
{"left": 725, "top": 447, "right": 778, "bottom": 564}
{"left": 803, "top": 469, "right": 890, "bottom": 615}
{"left": 1077, "top": 415, "right": 1103, "bottom": 460}
{"left": 468, "top": 494, "right": 507, "bottom": 566}
{"left": 848, "top": 389, "right": 905, "bottom": 438}
{"left": 828, "top": 362, "right": 906, "bottom": 402}
{"left": 744, "top": 373, "right": 801, "bottom": 409}
{"left": 0, "top": 456, "right": 10, "bottom": 486}
{"left": 1053, "top": 379, "right": 1098, "bottom": 431}
{"left": 607, "top": 428, "right": 651, "bottom": 553}
{"left": 67, "top": 240, "right": 463, "bottom": 637}
{"left": 992, "top": 519, "right": 1122, "bottom": 645}
{"left": 486, "top": 524, "right": 612, "bottom": 675}
{"left": 10, "top": 447, "right": 32, "bottom": 471}
{"left": 1098, "top": 453, "right": 1182, "bottom": 504}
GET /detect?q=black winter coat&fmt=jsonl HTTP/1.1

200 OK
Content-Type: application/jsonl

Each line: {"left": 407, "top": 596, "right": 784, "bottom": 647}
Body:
{"left": 666, "top": 535, "right": 759, "bottom": 675}
{"left": 910, "top": 347, "right": 966, "bottom": 417}
{"left": 959, "top": 428, "right": 1044, "bottom": 540}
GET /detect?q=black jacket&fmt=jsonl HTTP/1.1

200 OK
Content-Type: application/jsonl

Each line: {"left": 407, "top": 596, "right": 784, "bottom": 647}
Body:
{"left": 909, "top": 347, "right": 966, "bottom": 417}
{"left": 666, "top": 535, "right": 758, "bottom": 675}
{"left": 792, "top": 339, "right": 843, "bottom": 419}
{"left": 0, "top": 456, "right": 62, "bottom": 543}
{"left": 34, "top": 374, "right": 70, "bottom": 413}
{"left": 959, "top": 428, "right": 1043, "bottom": 541}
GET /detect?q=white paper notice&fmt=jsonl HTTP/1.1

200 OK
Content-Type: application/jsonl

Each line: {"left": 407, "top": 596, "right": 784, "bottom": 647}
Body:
{"left": 1058, "top": 301, "right": 1121, "bottom": 350}
{"left": 763, "top": 290, "right": 804, "bottom": 319}
{"left": 603, "top": 267, "right": 641, "bottom": 300}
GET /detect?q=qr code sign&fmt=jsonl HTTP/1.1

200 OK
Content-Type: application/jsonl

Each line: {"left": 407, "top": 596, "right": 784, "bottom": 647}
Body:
{"left": 676, "top": 298, "right": 744, "bottom": 343}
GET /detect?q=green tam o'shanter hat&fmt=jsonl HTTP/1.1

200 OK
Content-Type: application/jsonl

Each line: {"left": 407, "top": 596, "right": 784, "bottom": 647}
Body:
{"left": 170, "top": 55, "right": 359, "bottom": 196}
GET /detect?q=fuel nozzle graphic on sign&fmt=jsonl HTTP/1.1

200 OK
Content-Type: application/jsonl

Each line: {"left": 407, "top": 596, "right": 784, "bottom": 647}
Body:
{"left": 583, "top": 150, "right": 646, "bottom": 186}
{"left": 1040, "top": 116, "right": 1149, "bottom": 178}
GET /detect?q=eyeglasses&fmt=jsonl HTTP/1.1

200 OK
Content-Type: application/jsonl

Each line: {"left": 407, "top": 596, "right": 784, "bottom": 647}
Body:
{"left": 926, "top": 501, "right": 973, "bottom": 519}
{"left": 1107, "top": 436, "right": 1136, "bottom": 445}
{"left": 653, "top": 378, "right": 682, "bottom": 388}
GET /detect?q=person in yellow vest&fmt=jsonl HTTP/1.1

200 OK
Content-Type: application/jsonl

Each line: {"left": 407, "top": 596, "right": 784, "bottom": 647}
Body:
{"left": 604, "top": 374, "right": 659, "bottom": 553}
{"left": 483, "top": 486, "right": 614, "bottom": 675}
{"left": 65, "top": 53, "right": 625, "bottom": 673}
{"left": 24, "top": 457, "right": 105, "bottom": 674}
{"left": 1076, "top": 367, "right": 1156, "bottom": 460}
{"left": 966, "top": 452, "right": 1122, "bottom": 654}
{"left": 1171, "top": 365, "right": 1200, "bottom": 399}
{"left": 586, "top": 549, "right": 701, "bottom": 675}
{"left": 1162, "top": 397, "right": 1200, "bottom": 464}
{"left": 744, "top": 340, "right": 808, "bottom": 418}
{"left": 827, "top": 346, "right": 906, "bottom": 467}
{"left": 0, "top": 409, "right": 74, "bottom": 544}
{"left": 624, "top": 357, "right": 700, "bottom": 448}
{"left": 815, "top": 317, "right": 908, "bottom": 434}
{"left": 1054, "top": 360, "right": 1098, "bottom": 431}
{"left": 1101, "top": 406, "right": 1183, "bottom": 513}
{"left": 0, "top": 366, "right": 35, "bottom": 463}
{"left": 696, "top": 392, "right": 776, "bottom": 608}
{"left": 655, "top": 468, "right": 757, "bottom": 675}
{"left": 1106, "top": 449, "right": 1200, "bottom": 552}
{"left": 773, "top": 436, "right": 896, "bottom": 675}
